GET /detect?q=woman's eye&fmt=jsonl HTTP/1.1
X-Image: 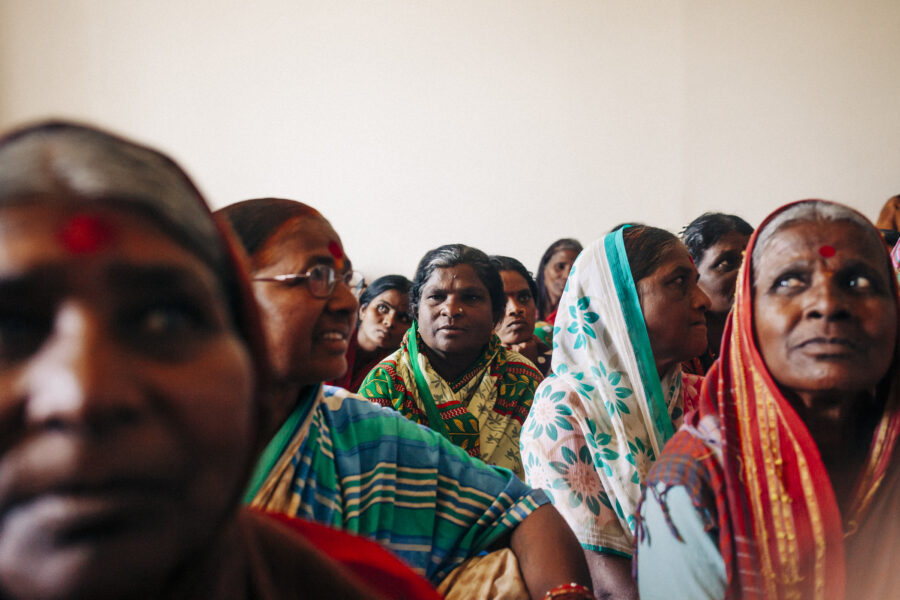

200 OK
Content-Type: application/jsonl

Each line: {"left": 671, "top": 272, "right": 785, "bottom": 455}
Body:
{"left": 0, "top": 313, "right": 51, "bottom": 361}
{"left": 517, "top": 292, "right": 532, "bottom": 304}
{"left": 465, "top": 293, "right": 484, "bottom": 302}
{"left": 376, "top": 303, "right": 390, "bottom": 314}
{"left": 848, "top": 274, "right": 873, "bottom": 290}
{"left": 714, "top": 260, "right": 734, "bottom": 272}
{"left": 135, "top": 304, "right": 205, "bottom": 337}
{"left": 398, "top": 314, "right": 412, "bottom": 325}
{"left": 775, "top": 275, "right": 805, "bottom": 289}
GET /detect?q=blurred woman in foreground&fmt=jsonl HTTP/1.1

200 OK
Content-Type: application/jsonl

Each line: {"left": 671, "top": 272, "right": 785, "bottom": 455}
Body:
{"left": 0, "top": 122, "right": 405, "bottom": 599}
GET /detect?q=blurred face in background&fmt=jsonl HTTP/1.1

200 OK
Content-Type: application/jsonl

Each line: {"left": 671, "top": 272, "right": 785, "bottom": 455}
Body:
{"left": 543, "top": 249, "right": 578, "bottom": 306}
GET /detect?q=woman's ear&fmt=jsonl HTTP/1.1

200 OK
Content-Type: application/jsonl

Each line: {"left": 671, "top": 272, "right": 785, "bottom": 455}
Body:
{"left": 358, "top": 303, "right": 367, "bottom": 321}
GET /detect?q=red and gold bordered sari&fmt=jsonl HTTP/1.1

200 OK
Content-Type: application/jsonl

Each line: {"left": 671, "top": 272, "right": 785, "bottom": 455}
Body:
{"left": 645, "top": 200, "right": 900, "bottom": 600}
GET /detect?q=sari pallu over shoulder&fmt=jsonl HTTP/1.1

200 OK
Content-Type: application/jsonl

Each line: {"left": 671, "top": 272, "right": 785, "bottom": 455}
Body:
{"left": 520, "top": 229, "right": 702, "bottom": 556}
{"left": 244, "top": 384, "right": 548, "bottom": 585}
{"left": 358, "top": 327, "right": 540, "bottom": 479}
{"left": 642, "top": 200, "right": 900, "bottom": 600}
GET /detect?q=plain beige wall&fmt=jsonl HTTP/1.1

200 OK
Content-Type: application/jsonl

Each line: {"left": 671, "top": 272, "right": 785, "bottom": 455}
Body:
{"left": 2, "top": 1, "right": 899, "bottom": 278}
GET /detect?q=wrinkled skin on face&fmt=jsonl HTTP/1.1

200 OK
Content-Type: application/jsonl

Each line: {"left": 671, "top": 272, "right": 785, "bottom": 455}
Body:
{"left": 416, "top": 265, "right": 496, "bottom": 379}
{"left": 636, "top": 243, "right": 711, "bottom": 377}
{"left": 250, "top": 215, "right": 358, "bottom": 386}
{"left": 753, "top": 220, "right": 897, "bottom": 407}
{"left": 0, "top": 202, "right": 255, "bottom": 600}
{"left": 357, "top": 289, "right": 410, "bottom": 353}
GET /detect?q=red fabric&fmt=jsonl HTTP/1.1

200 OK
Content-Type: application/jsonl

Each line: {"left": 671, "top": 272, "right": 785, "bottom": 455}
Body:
{"left": 691, "top": 200, "right": 900, "bottom": 600}
{"left": 544, "top": 308, "right": 558, "bottom": 325}
{"left": 327, "top": 332, "right": 390, "bottom": 393}
{"left": 258, "top": 510, "right": 443, "bottom": 600}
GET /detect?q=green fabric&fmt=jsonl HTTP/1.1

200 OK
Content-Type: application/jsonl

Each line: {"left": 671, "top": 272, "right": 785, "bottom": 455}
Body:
{"left": 359, "top": 329, "right": 541, "bottom": 479}
{"left": 242, "top": 386, "right": 317, "bottom": 504}
{"left": 607, "top": 229, "right": 674, "bottom": 445}
{"left": 406, "top": 321, "right": 453, "bottom": 441}
{"left": 246, "top": 385, "right": 549, "bottom": 583}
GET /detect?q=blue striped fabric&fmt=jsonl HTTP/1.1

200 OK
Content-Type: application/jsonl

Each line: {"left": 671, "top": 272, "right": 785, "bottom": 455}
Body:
{"left": 251, "top": 385, "right": 548, "bottom": 583}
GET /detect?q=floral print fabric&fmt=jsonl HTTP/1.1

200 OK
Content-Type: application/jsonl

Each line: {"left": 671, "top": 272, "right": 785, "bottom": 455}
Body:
{"left": 520, "top": 231, "right": 702, "bottom": 556}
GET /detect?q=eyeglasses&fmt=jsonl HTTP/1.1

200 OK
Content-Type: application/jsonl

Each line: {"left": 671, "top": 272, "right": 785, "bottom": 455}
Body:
{"left": 253, "top": 265, "right": 363, "bottom": 298}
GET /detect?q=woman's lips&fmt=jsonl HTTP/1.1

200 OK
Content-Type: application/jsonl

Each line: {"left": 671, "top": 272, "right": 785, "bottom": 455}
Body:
{"left": 437, "top": 325, "right": 466, "bottom": 336}
{"left": 316, "top": 326, "right": 351, "bottom": 352}
{"left": 796, "top": 337, "right": 859, "bottom": 357}
{"left": 5, "top": 487, "right": 174, "bottom": 548}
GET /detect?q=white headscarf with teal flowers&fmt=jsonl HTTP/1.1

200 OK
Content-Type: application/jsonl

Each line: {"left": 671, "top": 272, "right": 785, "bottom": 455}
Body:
{"left": 520, "top": 227, "right": 689, "bottom": 555}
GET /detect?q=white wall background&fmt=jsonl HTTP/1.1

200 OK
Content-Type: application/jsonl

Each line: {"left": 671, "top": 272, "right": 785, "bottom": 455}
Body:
{"left": 2, "top": 1, "right": 899, "bottom": 279}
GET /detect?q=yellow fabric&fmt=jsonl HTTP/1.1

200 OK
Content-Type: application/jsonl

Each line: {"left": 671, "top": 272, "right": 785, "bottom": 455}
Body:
{"left": 437, "top": 549, "right": 528, "bottom": 600}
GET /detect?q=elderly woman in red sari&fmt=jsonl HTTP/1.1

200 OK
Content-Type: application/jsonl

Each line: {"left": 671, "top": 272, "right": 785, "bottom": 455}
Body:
{"left": 637, "top": 200, "right": 900, "bottom": 600}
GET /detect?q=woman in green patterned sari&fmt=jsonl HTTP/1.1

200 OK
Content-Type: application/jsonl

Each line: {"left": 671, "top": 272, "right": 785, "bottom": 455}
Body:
{"left": 359, "top": 244, "right": 542, "bottom": 480}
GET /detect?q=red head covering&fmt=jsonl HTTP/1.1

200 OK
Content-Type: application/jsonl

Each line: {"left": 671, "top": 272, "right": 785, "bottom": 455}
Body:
{"left": 693, "top": 200, "right": 900, "bottom": 599}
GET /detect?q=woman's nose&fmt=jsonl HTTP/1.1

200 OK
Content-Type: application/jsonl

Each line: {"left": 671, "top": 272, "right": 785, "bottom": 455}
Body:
{"left": 441, "top": 297, "right": 461, "bottom": 317}
{"left": 328, "top": 276, "right": 360, "bottom": 315}
{"left": 693, "top": 284, "right": 712, "bottom": 312}
{"left": 23, "top": 302, "right": 140, "bottom": 433}
{"left": 805, "top": 276, "right": 850, "bottom": 321}
{"left": 507, "top": 298, "right": 523, "bottom": 315}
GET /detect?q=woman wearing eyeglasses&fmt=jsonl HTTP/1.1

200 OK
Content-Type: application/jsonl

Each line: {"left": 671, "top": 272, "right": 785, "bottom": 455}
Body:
{"left": 218, "top": 199, "right": 592, "bottom": 600}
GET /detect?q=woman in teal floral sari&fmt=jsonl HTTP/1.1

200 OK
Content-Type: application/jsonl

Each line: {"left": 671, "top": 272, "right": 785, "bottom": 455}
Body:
{"left": 520, "top": 224, "right": 710, "bottom": 599}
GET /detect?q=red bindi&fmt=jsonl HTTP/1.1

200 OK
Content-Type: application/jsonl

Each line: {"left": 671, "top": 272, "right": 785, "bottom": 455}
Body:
{"left": 818, "top": 245, "right": 836, "bottom": 258}
{"left": 59, "top": 215, "right": 115, "bottom": 254}
{"left": 328, "top": 240, "right": 345, "bottom": 270}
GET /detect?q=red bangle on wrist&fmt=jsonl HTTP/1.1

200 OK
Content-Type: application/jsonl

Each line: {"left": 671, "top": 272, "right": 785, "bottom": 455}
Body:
{"left": 543, "top": 582, "right": 593, "bottom": 599}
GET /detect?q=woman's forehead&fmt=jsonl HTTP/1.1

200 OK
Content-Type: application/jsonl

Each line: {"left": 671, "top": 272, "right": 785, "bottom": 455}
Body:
{"left": 758, "top": 219, "right": 881, "bottom": 261}
{"left": 425, "top": 263, "right": 485, "bottom": 288}
{"left": 256, "top": 214, "right": 344, "bottom": 265}
{"left": 752, "top": 218, "right": 891, "bottom": 282}
{"left": 500, "top": 269, "right": 529, "bottom": 290}
{"left": 0, "top": 202, "right": 220, "bottom": 280}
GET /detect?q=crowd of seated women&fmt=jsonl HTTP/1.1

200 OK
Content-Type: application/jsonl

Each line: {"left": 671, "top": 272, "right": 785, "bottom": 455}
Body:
{"left": 0, "top": 119, "right": 898, "bottom": 600}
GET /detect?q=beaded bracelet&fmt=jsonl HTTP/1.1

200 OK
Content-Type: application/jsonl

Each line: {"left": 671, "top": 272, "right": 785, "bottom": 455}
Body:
{"left": 543, "top": 582, "right": 593, "bottom": 599}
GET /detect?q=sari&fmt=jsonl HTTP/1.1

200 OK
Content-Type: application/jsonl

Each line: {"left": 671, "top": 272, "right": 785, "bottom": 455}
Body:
{"left": 520, "top": 229, "right": 702, "bottom": 557}
{"left": 358, "top": 327, "right": 541, "bottom": 479}
{"left": 245, "top": 384, "right": 548, "bottom": 584}
{"left": 637, "top": 201, "right": 900, "bottom": 600}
